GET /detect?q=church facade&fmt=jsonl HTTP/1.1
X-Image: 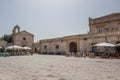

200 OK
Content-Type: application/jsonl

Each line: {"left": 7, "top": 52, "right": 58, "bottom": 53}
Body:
{"left": 12, "top": 25, "right": 34, "bottom": 48}
{"left": 39, "top": 13, "right": 120, "bottom": 55}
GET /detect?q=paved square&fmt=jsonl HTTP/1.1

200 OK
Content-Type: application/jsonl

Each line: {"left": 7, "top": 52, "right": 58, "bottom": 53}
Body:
{"left": 0, "top": 55, "right": 120, "bottom": 80}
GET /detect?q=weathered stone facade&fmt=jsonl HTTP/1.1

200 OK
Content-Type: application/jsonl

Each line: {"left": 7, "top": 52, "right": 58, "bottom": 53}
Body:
{"left": 0, "top": 39, "right": 7, "bottom": 47}
{"left": 87, "top": 13, "right": 120, "bottom": 52}
{"left": 33, "top": 42, "right": 40, "bottom": 53}
{"left": 13, "top": 25, "right": 34, "bottom": 48}
{"left": 39, "top": 13, "right": 120, "bottom": 55}
{"left": 40, "top": 37, "right": 66, "bottom": 55}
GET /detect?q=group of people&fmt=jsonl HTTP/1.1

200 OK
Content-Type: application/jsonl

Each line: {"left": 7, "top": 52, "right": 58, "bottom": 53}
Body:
{"left": 92, "top": 46, "right": 120, "bottom": 58}
{"left": 7, "top": 50, "right": 33, "bottom": 56}
{"left": 0, "top": 47, "right": 33, "bottom": 56}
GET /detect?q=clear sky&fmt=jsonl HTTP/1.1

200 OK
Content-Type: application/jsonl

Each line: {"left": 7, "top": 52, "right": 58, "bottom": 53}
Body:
{"left": 0, "top": 0, "right": 120, "bottom": 42}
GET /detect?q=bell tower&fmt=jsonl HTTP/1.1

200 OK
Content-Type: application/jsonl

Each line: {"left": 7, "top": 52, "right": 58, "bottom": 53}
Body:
{"left": 12, "top": 25, "right": 20, "bottom": 45}
{"left": 13, "top": 25, "right": 20, "bottom": 34}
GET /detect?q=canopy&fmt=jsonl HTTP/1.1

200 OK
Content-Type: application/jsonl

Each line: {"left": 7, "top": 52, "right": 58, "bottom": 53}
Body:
{"left": 22, "top": 47, "right": 31, "bottom": 50}
{"left": 116, "top": 43, "right": 120, "bottom": 46}
{"left": 0, "top": 46, "right": 2, "bottom": 49}
{"left": 6, "top": 45, "right": 22, "bottom": 50}
{"left": 93, "top": 42, "right": 115, "bottom": 47}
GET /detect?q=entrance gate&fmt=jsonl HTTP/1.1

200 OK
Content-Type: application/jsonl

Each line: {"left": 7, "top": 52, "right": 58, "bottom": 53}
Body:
{"left": 69, "top": 42, "right": 77, "bottom": 55}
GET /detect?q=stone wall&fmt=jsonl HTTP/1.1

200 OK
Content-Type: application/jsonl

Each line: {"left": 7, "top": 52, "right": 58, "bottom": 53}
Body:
{"left": 89, "top": 13, "right": 120, "bottom": 33}
{"left": 39, "top": 13, "right": 120, "bottom": 55}
{"left": 13, "top": 31, "right": 34, "bottom": 48}
{"left": 0, "top": 40, "right": 7, "bottom": 47}
{"left": 40, "top": 38, "right": 66, "bottom": 55}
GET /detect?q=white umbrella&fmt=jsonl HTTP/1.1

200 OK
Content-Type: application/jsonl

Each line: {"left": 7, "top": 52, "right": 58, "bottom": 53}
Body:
{"left": 22, "top": 47, "right": 31, "bottom": 50}
{"left": 116, "top": 43, "right": 120, "bottom": 46}
{"left": 6, "top": 45, "right": 22, "bottom": 50}
{"left": 0, "top": 46, "right": 2, "bottom": 49}
{"left": 93, "top": 42, "right": 115, "bottom": 47}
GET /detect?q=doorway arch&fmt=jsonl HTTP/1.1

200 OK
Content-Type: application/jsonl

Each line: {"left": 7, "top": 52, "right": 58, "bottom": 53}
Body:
{"left": 69, "top": 42, "right": 77, "bottom": 54}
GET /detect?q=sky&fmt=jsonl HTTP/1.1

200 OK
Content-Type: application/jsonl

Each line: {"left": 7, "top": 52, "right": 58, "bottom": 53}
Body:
{"left": 0, "top": 0, "right": 120, "bottom": 42}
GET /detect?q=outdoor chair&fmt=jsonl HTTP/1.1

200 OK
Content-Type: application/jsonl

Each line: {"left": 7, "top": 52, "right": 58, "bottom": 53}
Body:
{"left": 0, "top": 52, "right": 2, "bottom": 56}
{"left": 75, "top": 52, "right": 81, "bottom": 57}
{"left": 88, "top": 53, "right": 95, "bottom": 58}
{"left": 65, "top": 52, "right": 71, "bottom": 57}
{"left": 116, "top": 53, "right": 120, "bottom": 59}
{"left": 0, "top": 52, "right": 10, "bottom": 57}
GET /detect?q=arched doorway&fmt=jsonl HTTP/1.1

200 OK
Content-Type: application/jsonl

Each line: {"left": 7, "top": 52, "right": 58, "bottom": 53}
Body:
{"left": 69, "top": 42, "right": 77, "bottom": 55}
{"left": 34, "top": 48, "right": 37, "bottom": 53}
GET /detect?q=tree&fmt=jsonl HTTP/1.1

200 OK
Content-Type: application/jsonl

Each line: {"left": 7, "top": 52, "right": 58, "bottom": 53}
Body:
{"left": 1, "top": 34, "right": 13, "bottom": 43}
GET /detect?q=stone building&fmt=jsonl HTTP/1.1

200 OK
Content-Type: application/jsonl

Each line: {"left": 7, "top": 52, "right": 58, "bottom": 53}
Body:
{"left": 39, "top": 13, "right": 120, "bottom": 55}
{"left": 33, "top": 41, "right": 41, "bottom": 53}
{"left": 87, "top": 13, "right": 120, "bottom": 51}
{"left": 12, "top": 25, "right": 34, "bottom": 48}
{"left": 40, "top": 37, "right": 66, "bottom": 55}
{"left": 0, "top": 39, "right": 7, "bottom": 47}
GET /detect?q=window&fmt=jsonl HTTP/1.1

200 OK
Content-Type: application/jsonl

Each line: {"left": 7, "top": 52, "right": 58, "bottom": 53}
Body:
{"left": 23, "top": 37, "right": 26, "bottom": 41}
{"left": 56, "top": 45, "right": 59, "bottom": 49}
{"left": 98, "top": 28, "right": 104, "bottom": 33}
{"left": 44, "top": 45, "right": 47, "bottom": 50}
{"left": 111, "top": 27, "right": 114, "bottom": 31}
{"left": 115, "top": 27, "right": 118, "bottom": 31}
{"left": 105, "top": 28, "right": 109, "bottom": 32}
{"left": 83, "top": 38, "right": 87, "bottom": 40}
{"left": 22, "top": 45, "right": 26, "bottom": 47}
{"left": 61, "top": 40, "right": 63, "bottom": 42}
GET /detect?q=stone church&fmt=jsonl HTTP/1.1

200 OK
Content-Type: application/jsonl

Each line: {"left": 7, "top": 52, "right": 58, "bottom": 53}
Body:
{"left": 12, "top": 25, "right": 34, "bottom": 48}
{"left": 39, "top": 13, "right": 120, "bottom": 55}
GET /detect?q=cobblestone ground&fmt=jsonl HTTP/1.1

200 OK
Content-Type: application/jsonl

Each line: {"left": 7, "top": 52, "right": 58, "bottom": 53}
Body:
{"left": 0, "top": 54, "right": 120, "bottom": 80}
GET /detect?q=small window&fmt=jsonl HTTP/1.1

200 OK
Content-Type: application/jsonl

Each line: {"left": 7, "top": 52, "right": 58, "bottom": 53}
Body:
{"left": 56, "top": 45, "right": 59, "bottom": 49}
{"left": 22, "top": 45, "right": 26, "bottom": 47}
{"left": 23, "top": 37, "right": 26, "bottom": 41}
{"left": 61, "top": 40, "right": 63, "bottom": 42}
{"left": 83, "top": 38, "right": 87, "bottom": 40}
{"left": 98, "top": 28, "right": 104, "bottom": 33}
{"left": 44, "top": 45, "right": 47, "bottom": 50}
{"left": 105, "top": 28, "right": 109, "bottom": 32}
{"left": 111, "top": 27, "right": 114, "bottom": 31}
{"left": 115, "top": 27, "right": 118, "bottom": 31}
